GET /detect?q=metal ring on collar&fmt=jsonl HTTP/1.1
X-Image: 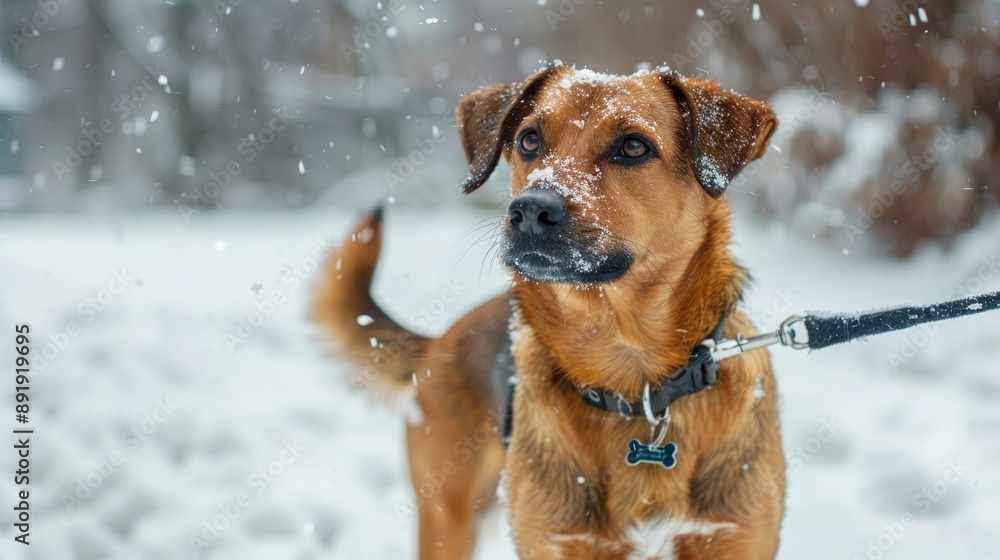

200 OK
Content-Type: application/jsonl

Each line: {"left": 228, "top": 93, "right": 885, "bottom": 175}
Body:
{"left": 642, "top": 383, "right": 661, "bottom": 426}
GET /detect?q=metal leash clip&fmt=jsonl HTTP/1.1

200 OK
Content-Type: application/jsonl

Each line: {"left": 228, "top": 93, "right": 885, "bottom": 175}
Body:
{"left": 709, "top": 315, "right": 810, "bottom": 363}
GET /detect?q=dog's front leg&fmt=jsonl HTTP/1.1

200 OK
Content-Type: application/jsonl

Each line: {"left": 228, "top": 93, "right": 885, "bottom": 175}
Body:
{"left": 406, "top": 417, "right": 505, "bottom": 560}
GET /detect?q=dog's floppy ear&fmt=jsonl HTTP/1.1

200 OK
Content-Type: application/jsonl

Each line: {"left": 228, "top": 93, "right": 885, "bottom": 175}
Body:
{"left": 456, "top": 68, "right": 557, "bottom": 193}
{"left": 660, "top": 72, "right": 777, "bottom": 198}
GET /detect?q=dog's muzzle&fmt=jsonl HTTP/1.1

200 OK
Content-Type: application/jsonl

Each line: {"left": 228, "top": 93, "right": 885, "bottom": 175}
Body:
{"left": 503, "top": 188, "right": 632, "bottom": 284}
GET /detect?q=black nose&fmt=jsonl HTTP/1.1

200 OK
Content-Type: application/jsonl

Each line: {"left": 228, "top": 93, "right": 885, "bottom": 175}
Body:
{"left": 508, "top": 189, "right": 566, "bottom": 235}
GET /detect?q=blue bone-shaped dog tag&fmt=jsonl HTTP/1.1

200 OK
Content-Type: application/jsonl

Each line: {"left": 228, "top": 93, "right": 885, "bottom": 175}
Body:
{"left": 625, "top": 439, "right": 678, "bottom": 469}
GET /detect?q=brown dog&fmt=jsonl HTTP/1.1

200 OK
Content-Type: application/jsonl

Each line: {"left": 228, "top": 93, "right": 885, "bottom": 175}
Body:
{"left": 314, "top": 65, "right": 784, "bottom": 559}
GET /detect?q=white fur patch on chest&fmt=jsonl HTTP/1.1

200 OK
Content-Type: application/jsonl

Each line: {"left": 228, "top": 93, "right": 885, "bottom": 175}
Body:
{"left": 625, "top": 517, "right": 738, "bottom": 559}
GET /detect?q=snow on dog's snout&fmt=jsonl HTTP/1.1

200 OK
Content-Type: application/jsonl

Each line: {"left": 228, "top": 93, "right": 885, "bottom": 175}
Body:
{"left": 519, "top": 155, "right": 619, "bottom": 275}
{"left": 524, "top": 155, "right": 608, "bottom": 237}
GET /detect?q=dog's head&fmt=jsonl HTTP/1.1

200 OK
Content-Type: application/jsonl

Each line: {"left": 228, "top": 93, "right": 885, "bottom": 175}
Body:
{"left": 456, "top": 66, "right": 776, "bottom": 285}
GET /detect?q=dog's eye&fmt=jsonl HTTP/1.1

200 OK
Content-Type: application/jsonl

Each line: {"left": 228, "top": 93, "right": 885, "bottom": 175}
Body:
{"left": 518, "top": 129, "right": 541, "bottom": 156}
{"left": 621, "top": 138, "right": 650, "bottom": 158}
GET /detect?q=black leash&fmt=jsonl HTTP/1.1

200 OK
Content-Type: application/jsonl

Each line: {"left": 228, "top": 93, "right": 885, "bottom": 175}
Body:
{"left": 803, "top": 290, "right": 1000, "bottom": 349}
{"left": 713, "top": 289, "right": 1000, "bottom": 359}
{"left": 575, "top": 289, "right": 1000, "bottom": 422}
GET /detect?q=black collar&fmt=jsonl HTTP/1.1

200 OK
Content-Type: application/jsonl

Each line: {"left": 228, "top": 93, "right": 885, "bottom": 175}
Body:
{"left": 576, "top": 319, "right": 726, "bottom": 420}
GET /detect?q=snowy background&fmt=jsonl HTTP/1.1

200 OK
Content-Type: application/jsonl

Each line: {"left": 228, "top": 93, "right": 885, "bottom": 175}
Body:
{"left": 2, "top": 0, "right": 1000, "bottom": 558}
{"left": 1, "top": 208, "right": 999, "bottom": 560}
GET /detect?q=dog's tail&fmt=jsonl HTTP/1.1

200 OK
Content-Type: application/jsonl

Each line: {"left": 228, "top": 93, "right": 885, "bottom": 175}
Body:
{"left": 312, "top": 208, "right": 428, "bottom": 405}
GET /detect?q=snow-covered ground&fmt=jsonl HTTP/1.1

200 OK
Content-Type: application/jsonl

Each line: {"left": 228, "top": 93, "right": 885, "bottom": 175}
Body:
{"left": 2, "top": 205, "right": 999, "bottom": 559}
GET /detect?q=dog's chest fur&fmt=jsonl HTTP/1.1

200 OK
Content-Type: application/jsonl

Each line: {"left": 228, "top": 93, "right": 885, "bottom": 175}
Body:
{"left": 504, "top": 306, "right": 781, "bottom": 557}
